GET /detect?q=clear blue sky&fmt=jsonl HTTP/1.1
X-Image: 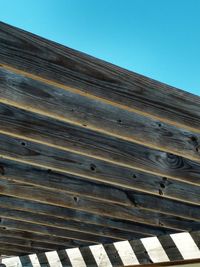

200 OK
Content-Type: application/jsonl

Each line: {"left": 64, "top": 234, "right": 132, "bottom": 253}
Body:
{"left": 0, "top": 0, "right": 200, "bottom": 95}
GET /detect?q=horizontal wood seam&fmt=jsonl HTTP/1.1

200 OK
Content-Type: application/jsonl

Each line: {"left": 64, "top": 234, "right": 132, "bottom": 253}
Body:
{"left": 1, "top": 63, "right": 200, "bottom": 136}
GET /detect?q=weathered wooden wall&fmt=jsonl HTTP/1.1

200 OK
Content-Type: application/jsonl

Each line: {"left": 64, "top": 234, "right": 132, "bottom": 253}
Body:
{"left": 0, "top": 21, "right": 199, "bottom": 257}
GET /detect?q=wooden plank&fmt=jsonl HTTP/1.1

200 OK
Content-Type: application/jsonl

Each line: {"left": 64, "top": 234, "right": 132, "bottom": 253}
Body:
{"left": 0, "top": 157, "right": 130, "bottom": 206}
{"left": 1, "top": 22, "right": 200, "bottom": 138}
{"left": 0, "top": 218, "right": 116, "bottom": 244}
{"left": 0, "top": 158, "right": 199, "bottom": 214}
{"left": 0, "top": 244, "right": 45, "bottom": 254}
{"left": 0, "top": 136, "right": 199, "bottom": 221}
{"left": 0, "top": 195, "right": 175, "bottom": 237}
{"left": 0, "top": 236, "right": 55, "bottom": 251}
{"left": 0, "top": 206, "right": 148, "bottom": 241}
{"left": 0, "top": 178, "right": 199, "bottom": 231}
{"left": 1, "top": 69, "right": 200, "bottom": 169}
{"left": 0, "top": 106, "right": 199, "bottom": 205}
{"left": 0, "top": 236, "right": 72, "bottom": 251}
{"left": 0, "top": 131, "right": 200, "bottom": 194}
{"left": 0, "top": 227, "right": 91, "bottom": 248}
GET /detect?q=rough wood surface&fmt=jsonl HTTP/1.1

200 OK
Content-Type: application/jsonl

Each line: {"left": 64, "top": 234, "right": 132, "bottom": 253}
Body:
{"left": 0, "top": 227, "right": 91, "bottom": 248}
{"left": 0, "top": 195, "right": 175, "bottom": 237}
{"left": 0, "top": 217, "right": 117, "bottom": 245}
{"left": 0, "top": 178, "right": 199, "bottom": 229}
{"left": 0, "top": 105, "right": 200, "bottom": 204}
{"left": 0, "top": 132, "right": 200, "bottom": 191}
{"left": 0, "top": 22, "right": 200, "bottom": 258}
{"left": 0, "top": 235, "right": 73, "bottom": 251}
{"left": 0, "top": 206, "right": 148, "bottom": 241}
{"left": 1, "top": 68, "right": 200, "bottom": 166}
{"left": 0, "top": 158, "right": 199, "bottom": 212}
{"left": 1, "top": 22, "right": 200, "bottom": 135}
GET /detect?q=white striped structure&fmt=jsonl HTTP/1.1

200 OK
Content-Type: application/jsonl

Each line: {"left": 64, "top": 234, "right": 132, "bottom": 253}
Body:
{"left": 1, "top": 231, "right": 200, "bottom": 267}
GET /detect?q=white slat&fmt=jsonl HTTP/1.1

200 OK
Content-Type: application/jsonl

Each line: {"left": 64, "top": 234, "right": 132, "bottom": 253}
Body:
{"left": 66, "top": 248, "right": 86, "bottom": 267}
{"left": 29, "top": 254, "right": 41, "bottom": 267}
{"left": 141, "top": 236, "right": 170, "bottom": 263}
{"left": 89, "top": 244, "right": 112, "bottom": 267}
{"left": 2, "top": 257, "right": 22, "bottom": 267}
{"left": 45, "top": 251, "right": 62, "bottom": 267}
{"left": 170, "top": 232, "right": 200, "bottom": 260}
{"left": 114, "top": 240, "right": 139, "bottom": 266}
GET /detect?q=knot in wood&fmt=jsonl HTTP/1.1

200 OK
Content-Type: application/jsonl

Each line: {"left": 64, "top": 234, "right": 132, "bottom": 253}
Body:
{"left": 166, "top": 153, "right": 183, "bottom": 169}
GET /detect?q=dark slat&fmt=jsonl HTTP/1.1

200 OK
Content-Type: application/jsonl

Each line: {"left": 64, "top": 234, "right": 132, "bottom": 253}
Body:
{"left": 157, "top": 235, "right": 183, "bottom": 261}
{"left": 79, "top": 247, "right": 98, "bottom": 267}
{"left": 0, "top": 206, "right": 147, "bottom": 241}
{"left": 0, "top": 178, "right": 199, "bottom": 231}
{"left": 37, "top": 253, "right": 51, "bottom": 267}
{"left": 129, "top": 239, "right": 152, "bottom": 265}
{"left": 1, "top": 21, "right": 200, "bottom": 138}
{"left": 0, "top": 105, "right": 199, "bottom": 205}
{"left": 104, "top": 243, "right": 124, "bottom": 267}
{"left": 0, "top": 195, "right": 175, "bottom": 237}
{"left": 19, "top": 255, "right": 33, "bottom": 267}
{"left": 1, "top": 68, "right": 200, "bottom": 168}
{"left": 57, "top": 250, "right": 72, "bottom": 267}
{"left": 189, "top": 231, "right": 200, "bottom": 248}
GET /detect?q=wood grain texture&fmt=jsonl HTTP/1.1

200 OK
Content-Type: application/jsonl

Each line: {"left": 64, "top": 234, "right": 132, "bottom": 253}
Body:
{"left": 0, "top": 104, "right": 199, "bottom": 204}
{"left": 0, "top": 179, "right": 199, "bottom": 232}
{"left": 0, "top": 157, "right": 199, "bottom": 212}
{"left": 0, "top": 22, "right": 200, "bottom": 258}
{"left": 0, "top": 243, "right": 45, "bottom": 255}
{"left": 1, "top": 68, "right": 200, "bottom": 166}
{"left": 0, "top": 227, "right": 91, "bottom": 248}
{"left": 0, "top": 132, "right": 200, "bottom": 195}
{"left": 0, "top": 206, "right": 148, "bottom": 241}
{"left": 1, "top": 21, "right": 200, "bottom": 136}
{"left": 0, "top": 235, "right": 73, "bottom": 251}
{"left": 0, "top": 195, "right": 175, "bottom": 237}
{"left": 0, "top": 217, "right": 117, "bottom": 245}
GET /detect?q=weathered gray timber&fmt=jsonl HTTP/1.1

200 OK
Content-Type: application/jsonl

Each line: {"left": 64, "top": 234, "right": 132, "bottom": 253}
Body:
{"left": 1, "top": 22, "right": 200, "bottom": 135}
{"left": 0, "top": 22, "right": 199, "bottom": 258}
